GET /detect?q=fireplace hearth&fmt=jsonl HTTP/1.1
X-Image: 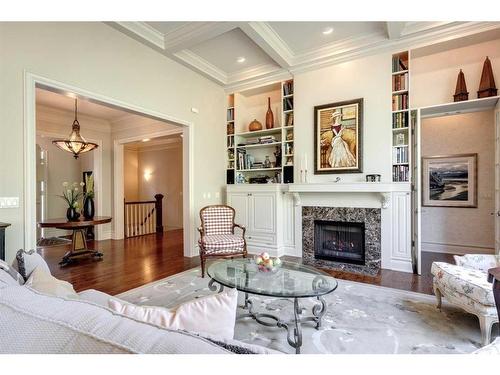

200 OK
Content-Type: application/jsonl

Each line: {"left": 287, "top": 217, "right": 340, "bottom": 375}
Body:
{"left": 314, "top": 220, "right": 365, "bottom": 265}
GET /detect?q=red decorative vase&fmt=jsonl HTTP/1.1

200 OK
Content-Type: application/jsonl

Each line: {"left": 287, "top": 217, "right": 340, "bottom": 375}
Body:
{"left": 265, "top": 97, "right": 274, "bottom": 129}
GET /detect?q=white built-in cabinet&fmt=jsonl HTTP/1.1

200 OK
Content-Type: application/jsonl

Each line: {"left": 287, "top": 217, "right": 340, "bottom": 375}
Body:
{"left": 227, "top": 184, "right": 293, "bottom": 256}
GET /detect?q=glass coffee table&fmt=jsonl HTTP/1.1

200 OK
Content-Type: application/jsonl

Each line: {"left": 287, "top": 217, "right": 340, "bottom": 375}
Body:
{"left": 207, "top": 258, "right": 338, "bottom": 354}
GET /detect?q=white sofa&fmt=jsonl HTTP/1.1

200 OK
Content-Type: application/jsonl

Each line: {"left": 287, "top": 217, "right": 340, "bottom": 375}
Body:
{"left": 431, "top": 254, "right": 499, "bottom": 346}
{"left": 0, "top": 266, "right": 274, "bottom": 354}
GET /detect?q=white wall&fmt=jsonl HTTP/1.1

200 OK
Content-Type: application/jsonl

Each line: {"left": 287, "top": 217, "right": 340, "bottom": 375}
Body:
{"left": 421, "top": 111, "right": 495, "bottom": 254}
{"left": 0, "top": 22, "right": 225, "bottom": 262}
{"left": 412, "top": 38, "right": 500, "bottom": 108}
{"left": 294, "top": 53, "right": 392, "bottom": 188}
{"left": 124, "top": 148, "right": 139, "bottom": 201}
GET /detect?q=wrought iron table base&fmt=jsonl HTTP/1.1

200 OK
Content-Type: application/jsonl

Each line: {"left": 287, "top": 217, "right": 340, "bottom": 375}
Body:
{"left": 208, "top": 279, "right": 327, "bottom": 354}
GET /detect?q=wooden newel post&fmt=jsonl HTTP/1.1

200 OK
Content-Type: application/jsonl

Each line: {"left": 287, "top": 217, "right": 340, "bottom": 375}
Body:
{"left": 154, "top": 194, "right": 164, "bottom": 233}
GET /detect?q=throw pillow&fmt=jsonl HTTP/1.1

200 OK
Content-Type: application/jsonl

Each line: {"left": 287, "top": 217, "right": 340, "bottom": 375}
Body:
{"left": 25, "top": 266, "right": 79, "bottom": 299}
{"left": 0, "top": 259, "right": 24, "bottom": 285}
{"left": 12, "top": 249, "right": 51, "bottom": 281}
{"left": 108, "top": 288, "right": 238, "bottom": 340}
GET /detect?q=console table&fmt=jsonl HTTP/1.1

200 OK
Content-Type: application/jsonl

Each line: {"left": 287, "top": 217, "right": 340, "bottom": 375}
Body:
{"left": 0, "top": 223, "right": 10, "bottom": 261}
{"left": 38, "top": 217, "right": 112, "bottom": 266}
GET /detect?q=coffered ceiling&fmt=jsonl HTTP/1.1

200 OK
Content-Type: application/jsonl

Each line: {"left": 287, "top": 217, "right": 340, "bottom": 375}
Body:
{"left": 111, "top": 21, "right": 500, "bottom": 92}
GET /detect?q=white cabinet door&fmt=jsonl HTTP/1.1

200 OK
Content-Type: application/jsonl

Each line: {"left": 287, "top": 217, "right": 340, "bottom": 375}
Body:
{"left": 392, "top": 192, "right": 411, "bottom": 261}
{"left": 249, "top": 193, "right": 276, "bottom": 234}
{"left": 227, "top": 193, "right": 249, "bottom": 229}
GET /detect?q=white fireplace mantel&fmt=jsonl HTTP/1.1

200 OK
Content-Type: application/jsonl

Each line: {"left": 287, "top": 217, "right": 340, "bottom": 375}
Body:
{"left": 286, "top": 182, "right": 411, "bottom": 208}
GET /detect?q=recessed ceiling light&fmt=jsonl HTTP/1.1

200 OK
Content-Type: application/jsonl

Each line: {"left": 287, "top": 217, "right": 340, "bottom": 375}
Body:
{"left": 142, "top": 138, "right": 150, "bottom": 142}
{"left": 322, "top": 27, "right": 334, "bottom": 35}
{"left": 237, "top": 56, "right": 246, "bottom": 63}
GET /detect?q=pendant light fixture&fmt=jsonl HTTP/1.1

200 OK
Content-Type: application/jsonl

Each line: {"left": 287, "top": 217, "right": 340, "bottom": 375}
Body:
{"left": 52, "top": 98, "right": 98, "bottom": 159}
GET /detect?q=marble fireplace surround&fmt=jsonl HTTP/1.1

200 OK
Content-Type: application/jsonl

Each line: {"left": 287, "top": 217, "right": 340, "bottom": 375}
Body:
{"left": 302, "top": 206, "right": 382, "bottom": 276}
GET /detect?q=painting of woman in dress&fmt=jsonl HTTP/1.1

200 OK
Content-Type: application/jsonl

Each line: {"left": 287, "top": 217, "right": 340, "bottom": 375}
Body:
{"left": 314, "top": 99, "right": 363, "bottom": 174}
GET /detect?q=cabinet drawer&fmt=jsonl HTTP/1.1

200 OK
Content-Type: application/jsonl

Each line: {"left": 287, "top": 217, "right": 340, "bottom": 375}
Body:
{"left": 247, "top": 232, "right": 276, "bottom": 246}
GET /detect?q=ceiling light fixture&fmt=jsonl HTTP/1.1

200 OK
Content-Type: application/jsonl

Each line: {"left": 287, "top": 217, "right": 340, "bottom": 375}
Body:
{"left": 322, "top": 27, "right": 334, "bottom": 35}
{"left": 237, "top": 56, "right": 246, "bottom": 63}
{"left": 52, "top": 98, "right": 98, "bottom": 159}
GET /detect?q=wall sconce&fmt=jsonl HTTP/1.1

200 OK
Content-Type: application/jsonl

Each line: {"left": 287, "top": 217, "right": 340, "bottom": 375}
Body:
{"left": 144, "top": 170, "right": 152, "bottom": 181}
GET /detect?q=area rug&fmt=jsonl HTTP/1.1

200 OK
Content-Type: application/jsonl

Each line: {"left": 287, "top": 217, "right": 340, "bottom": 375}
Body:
{"left": 117, "top": 267, "right": 498, "bottom": 354}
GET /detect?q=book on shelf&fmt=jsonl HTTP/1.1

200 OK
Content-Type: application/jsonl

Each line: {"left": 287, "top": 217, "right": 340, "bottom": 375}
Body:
{"left": 392, "top": 146, "right": 409, "bottom": 164}
{"left": 392, "top": 94, "right": 408, "bottom": 111}
{"left": 226, "top": 108, "right": 234, "bottom": 121}
{"left": 392, "top": 55, "right": 408, "bottom": 72}
{"left": 285, "top": 112, "right": 294, "bottom": 127}
{"left": 283, "top": 81, "right": 294, "bottom": 96}
{"left": 392, "top": 165, "right": 409, "bottom": 182}
{"left": 392, "top": 112, "right": 408, "bottom": 128}
{"left": 392, "top": 73, "right": 408, "bottom": 91}
{"left": 283, "top": 97, "right": 294, "bottom": 111}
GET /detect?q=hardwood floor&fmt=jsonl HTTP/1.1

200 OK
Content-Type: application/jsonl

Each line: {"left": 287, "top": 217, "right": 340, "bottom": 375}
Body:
{"left": 39, "top": 230, "right": 455, "bottom": 296}
{"left": 40, "top": 229, "right": 199, "bottom": 295}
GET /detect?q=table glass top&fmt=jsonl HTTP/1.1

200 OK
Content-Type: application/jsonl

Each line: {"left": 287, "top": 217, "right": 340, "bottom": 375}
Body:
{"left": 207, "top": 258, "right": 338, "bottom": 298}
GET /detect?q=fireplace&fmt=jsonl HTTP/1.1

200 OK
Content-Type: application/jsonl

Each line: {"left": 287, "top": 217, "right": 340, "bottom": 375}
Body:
{"left": 314, "top": 220, "right": 365, "bottom": 265}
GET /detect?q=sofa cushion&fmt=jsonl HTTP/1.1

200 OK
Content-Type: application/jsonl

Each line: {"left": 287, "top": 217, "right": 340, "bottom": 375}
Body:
{"left": 25, "top": 267, "right": 79, "bottom": 299}
{"left": 108, "top": 288, "right": 238, "bottom": 340}
{"left": 431, "top": 262, "right": 495, "bottom": 306}
{"left": 453, "top": 254, "right": 500, "bottom": 273}
{"left": 199, "top": 234, "right": 245, "bottom": 253}
{"left": 0, "top": 285, "right": 243, "bottom": 354}
{"left": 12, "top": 249, "right": 51, "bottom": 281}
{"left": 0, "top": 259, "right": 24, "bottom": 286}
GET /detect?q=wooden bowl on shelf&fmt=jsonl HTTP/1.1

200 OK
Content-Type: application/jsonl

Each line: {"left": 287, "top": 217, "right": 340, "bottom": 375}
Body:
{"left": 248, "top": 119, "right": 263, "bottom": 132}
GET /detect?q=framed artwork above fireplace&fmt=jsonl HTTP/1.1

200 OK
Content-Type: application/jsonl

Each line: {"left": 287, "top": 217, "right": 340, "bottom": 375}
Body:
{"left": 314, "top": 98, "right": 363, "bottom": 174}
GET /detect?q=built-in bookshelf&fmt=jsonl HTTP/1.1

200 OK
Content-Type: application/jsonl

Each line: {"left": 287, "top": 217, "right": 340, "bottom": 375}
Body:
{"left": 391, "top": 51, "right": 411, "bottom": 183}
{"left": 225, "top": 80, "right": 295, "bottom": 184}
{"left": 226, "top": 94, "right": 235, "bottom": 184}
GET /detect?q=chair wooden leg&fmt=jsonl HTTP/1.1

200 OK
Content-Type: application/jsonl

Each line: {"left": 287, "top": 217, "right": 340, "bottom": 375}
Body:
{"left": 200, "top": 254, "right": 206, "bottom": 278}
{"left": 434, "top": 285, "right": 442, "bottom": 310}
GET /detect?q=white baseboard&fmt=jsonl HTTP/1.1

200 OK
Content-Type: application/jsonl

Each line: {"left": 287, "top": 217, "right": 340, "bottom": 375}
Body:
{"left": 99, "top": 230, "right": 113, "bottom": 241}
{"left": 422, "top": 242, "right": 495, "bottom": 255}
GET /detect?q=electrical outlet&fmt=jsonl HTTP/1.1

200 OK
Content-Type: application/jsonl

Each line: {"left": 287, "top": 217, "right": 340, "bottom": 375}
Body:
{"left": 0, "top": 197, "right": 19, "bottom": 208}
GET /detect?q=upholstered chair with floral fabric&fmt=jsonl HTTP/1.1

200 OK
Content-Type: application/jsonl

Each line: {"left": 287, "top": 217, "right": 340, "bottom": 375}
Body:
{"left": 198, "top": 205, "right": 247, "bottom": 278}
{"left": 431, "top": 254, "right": 500, "bottom": 346}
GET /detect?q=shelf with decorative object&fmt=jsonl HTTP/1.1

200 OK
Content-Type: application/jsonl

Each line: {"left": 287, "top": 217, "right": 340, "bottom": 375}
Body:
{"left": 226, "top": 79, "right": 294, "bottom": 185}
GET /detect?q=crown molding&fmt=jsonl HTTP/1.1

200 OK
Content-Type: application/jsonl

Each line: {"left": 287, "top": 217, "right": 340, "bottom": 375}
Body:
{"left": 111, "top": 21, "right": 500, "bottom": 90}
{"left": 224, "top": 68, "right": 292, "bottom": 94}
{"left": 174, "top": 50, "right": 228, "bottom": 84}
{"left": 114, "top": 21, "right": 165, "bottom": 49}
{"left": 289, "top": 21, "right": 500, "bottom": 75}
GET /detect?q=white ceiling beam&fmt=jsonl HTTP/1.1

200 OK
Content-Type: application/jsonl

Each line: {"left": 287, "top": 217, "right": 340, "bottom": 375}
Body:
{"left": 239, "top": 22, "right": 293, "bottom": 68}
{"left": 385, "top": 22, "right": 407, "bottom": 40}
{"left": 163, "top": 22, "right": 238, "bottom": 52}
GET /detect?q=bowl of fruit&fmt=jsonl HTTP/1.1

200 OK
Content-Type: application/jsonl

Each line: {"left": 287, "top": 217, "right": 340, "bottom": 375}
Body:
{"left": 254, "top": 252, "right": 282, "bottom": 274}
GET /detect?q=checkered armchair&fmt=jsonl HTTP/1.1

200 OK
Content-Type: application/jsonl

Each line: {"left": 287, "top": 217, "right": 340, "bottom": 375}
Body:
{"left": 198, "top": 205, "right": 247, "bottom": 278}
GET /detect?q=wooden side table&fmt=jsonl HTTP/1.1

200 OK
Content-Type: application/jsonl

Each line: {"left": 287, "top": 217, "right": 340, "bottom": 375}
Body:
{"left": 0, "top": 223, "right": 11, "bottom": 261}
{"left": 38, "top": 217, "right": 112, "bottom": 266}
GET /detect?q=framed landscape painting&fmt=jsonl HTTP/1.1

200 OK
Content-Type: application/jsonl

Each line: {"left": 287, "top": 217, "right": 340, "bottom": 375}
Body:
{"left": 314, "top": 98, "right": 363, "bottom": 174}
{"left": 422, "top": 154, "right": 477, "bottom": 208}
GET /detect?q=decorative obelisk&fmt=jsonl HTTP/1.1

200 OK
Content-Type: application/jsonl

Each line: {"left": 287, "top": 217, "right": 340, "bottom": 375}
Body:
{"left": 453, "top": 69, "right": 469, "bottom": 102}
{"left": 477, "top": 56, "right": 497, "bottom": 98}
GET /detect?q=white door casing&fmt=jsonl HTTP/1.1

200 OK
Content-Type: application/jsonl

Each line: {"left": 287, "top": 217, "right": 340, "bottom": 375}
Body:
{"left": 24, "top": 72, "right": 194, "bottom": 256}
{"left": 495, "top": 107, "right": 500, "bottom": 254}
